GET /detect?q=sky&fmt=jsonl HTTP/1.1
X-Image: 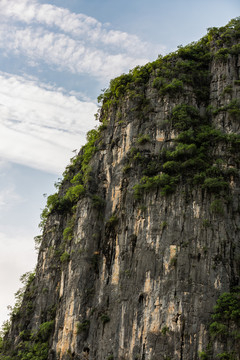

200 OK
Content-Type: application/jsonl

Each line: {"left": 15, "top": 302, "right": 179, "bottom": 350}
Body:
{"left": 0, "top": 0, "right": 239, "bottom": 328}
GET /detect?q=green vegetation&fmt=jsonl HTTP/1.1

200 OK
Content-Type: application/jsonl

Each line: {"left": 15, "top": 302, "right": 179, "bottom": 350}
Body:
{"left": 160, "top": 221, "right": 168, "bottom": 230}
{"left": 105, "top": 213, "right": 119, "bottom": 237}
{"left": 63, "top": 226, "right": 73, "bottom": 242}
{"left": 37, "top": 321, "right": 54, "bottom": 342}
{"left": 106, "top": 214, "right": 118, "bottom": 227}
{"left": 207, "top": 17, "right": 240, "bottom": 46}
{"left": 199, "top": 351, "right": 210, "bottom": 360}
{"left": 0, "top": 320, "right": 54, "bottom": 360}
{"left": 214, "top": 48, "right": 229, "bottom": 62}
{"left": 60, "top": 251, "right": 70, "bottom": 263}
{"left": 210, "top": 199, "right": 224, "bottom": 215}
{"left": 6, "top": 272, "right": 36, "bottom": 321}
{"left": 212, "top": 99, "right": 240, "bottom": 119}
{"left": 97, "top": 65, "right": 152, "bottom": 123}
{"left": 202, "top": 177, "right": 229, "bottom": 193}
{"left": 210, "top": 289, "right": 240, "bottom": 337}
{"left": 63, "top": 216, "right": 76, "bottom": 242}
{"left": 100, "top": 314, "right": 110, "bottom": 324}
{"left": 39, "top": 128, "right": 103, "bottom": 230}
{"left": 217, "top": 353, "right": 237, "bottom": 360}
{"left": 132, "top": 109, "right": 239, "bottom": 200}
{"left": 0, "top": 271, "right": 40, "bottom": 359}
{"left": 137, "top": 134, "right": 151, "bottom": 145}
{"left": 91, "top": 195, "right": 105, "bottom": 212}
{"left": 161, "top": 326, "right": 169, "bottom": 335}
{"left": 200, "top": 287, "right": 240, "bottom": 359}
{"left": 171, "top": 104, "right": 201, "bottom": 131}
{"left": 133, "top": 174, "right": 179, "bottom": 199}
{"left": 221, "top": 85, "right": 232, "bottom": 96}
{"left": 98, "top": 30, "right": 211, "bottom": 117}
{"left": 64, "top": 184, "right": 85, "bottom": 203}
{"left": 152, "top": 38, "right": 211, "bottom": 104}
{"left": 202, "top": 219, "right": 211, "bottom": 228}
{"left": 77, "top": 320, "right": 90, "bottom": 334}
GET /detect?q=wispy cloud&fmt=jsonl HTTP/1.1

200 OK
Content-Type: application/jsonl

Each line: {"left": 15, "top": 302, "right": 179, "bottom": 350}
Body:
{"left": 0, "top": 0, "right": 153, "bottom": 53}
{"left": 0, "top": 71, "right": 97, "bottom": 174}
{"left": 0, "top": 0, "right": 165, "bottom": 79}
{"left": 0, "top": 24, "right": 147, "bottom": 78}
{"left": 0, "top": 185, "right": 21, "bottom": 211}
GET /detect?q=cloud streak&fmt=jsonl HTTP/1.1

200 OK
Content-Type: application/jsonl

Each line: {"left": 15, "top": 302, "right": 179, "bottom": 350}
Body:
{"left": 0, "top": 0, "right": 152, "bottom": 53}
{"left": 0, "top": 24, "right": 147, "bottom": 79}
{"left": 0, "top": 0, "right": 165, "bottom": 79}
{"left": 0, "top": 72, "right": 98, "bottom": 174}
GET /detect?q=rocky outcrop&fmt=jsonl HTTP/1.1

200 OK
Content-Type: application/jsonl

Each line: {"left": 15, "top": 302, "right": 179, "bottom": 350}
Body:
{"left": 1, "top": 18, "right": 240, "bottom": 360}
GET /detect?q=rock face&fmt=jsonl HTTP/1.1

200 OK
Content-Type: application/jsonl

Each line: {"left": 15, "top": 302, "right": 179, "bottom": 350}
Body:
{"left": 1, "top": 19, "right": 240, "bottom": 360}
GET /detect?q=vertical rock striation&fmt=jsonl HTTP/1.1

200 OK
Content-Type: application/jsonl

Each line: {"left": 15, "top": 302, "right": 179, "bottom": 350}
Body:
{"left": 1, "top": 18, "right": 240, "bottom": 360}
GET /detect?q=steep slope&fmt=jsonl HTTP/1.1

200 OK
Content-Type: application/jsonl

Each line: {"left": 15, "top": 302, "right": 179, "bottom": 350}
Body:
{"left": 1, "top": 18, "right": 240, "bottom": 360}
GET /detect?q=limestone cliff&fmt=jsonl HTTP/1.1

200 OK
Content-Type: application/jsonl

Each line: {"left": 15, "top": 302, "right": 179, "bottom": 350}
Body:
{"left": 1, "top": 18, "right": 240, "bottom": 360}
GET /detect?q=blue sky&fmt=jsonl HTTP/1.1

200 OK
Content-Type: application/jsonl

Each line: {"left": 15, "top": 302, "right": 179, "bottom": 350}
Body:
{"left": 0, "top": 0, "right": 239, "bottom": 327}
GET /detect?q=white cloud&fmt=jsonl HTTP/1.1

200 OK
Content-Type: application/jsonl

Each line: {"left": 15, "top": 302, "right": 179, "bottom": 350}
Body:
{"left": 0, "top": 24, "right": 149, "bottom": 79}
{"left": 0, "top": 231, "right": 37, "bottom": 327}
{"left": 0, "top": 71, "right": 98, "bottom": 174}
{"left": 0, "top": 0, "right": 153, "bottom": 54}
{"left": 0, "top": 0, "right": 165, "bottom": 79}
